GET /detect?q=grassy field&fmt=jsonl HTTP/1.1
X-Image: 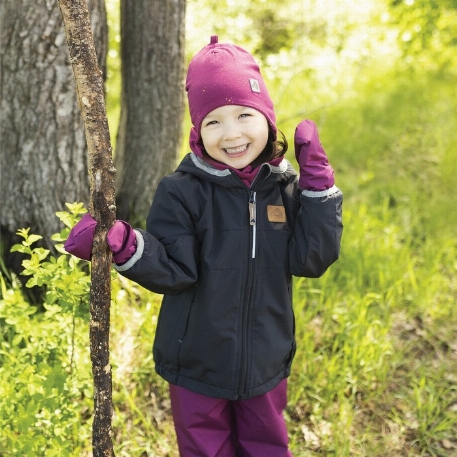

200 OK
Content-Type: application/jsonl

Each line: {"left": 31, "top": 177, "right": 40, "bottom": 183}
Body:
{"left": 106, "top": 70, "right": 457, "bottom": 456}
{"left": 1, "top": 70, "right": 456, "bottom": 456}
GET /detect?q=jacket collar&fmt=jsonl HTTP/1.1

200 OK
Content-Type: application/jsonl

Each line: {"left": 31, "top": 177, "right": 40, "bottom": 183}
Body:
{"left": 190, "top": 153, "right": 231, "bottom": 177}
{"left": 190, "top": 152, "right": 289, "bottom": 178}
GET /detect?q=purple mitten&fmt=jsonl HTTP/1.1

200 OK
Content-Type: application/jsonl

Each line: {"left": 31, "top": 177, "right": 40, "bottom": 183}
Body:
{"left": 106, "top": 220, "right": 137, "bottom": 265}
{"left": 64, "top": 213, "right": 97, "bottom": 260}
{"left": 294, "top": 120, "right": 335, "bottom": 191}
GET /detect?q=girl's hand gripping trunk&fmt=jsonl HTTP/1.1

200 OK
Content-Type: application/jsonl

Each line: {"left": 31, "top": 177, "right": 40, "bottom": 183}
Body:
{"left": 64, "top": 213, "right": 137, "bottom": 264}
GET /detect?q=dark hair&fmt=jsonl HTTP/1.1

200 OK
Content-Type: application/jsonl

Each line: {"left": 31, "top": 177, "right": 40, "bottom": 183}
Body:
{"left": 250, "top": 128, "right": 288, "bottom": 169}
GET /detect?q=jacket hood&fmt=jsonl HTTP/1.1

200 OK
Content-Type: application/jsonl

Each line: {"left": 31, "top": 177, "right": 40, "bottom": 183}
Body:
{"left": 176, "top": 153, "right": 296, "bottom": 190}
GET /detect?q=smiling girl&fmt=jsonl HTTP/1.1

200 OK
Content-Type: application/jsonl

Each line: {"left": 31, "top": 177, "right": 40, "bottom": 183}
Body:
{"left": 65, "top": 36, "right": 343, "bottom": 456}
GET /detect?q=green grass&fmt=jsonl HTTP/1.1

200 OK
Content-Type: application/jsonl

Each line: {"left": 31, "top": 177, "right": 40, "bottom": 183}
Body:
{"left": 280, "top": 70, "right": 457, "bottom": 456}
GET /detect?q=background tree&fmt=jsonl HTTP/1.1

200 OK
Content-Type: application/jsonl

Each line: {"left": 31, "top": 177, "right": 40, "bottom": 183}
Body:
{"left": 0, "top": 0, "right": 108, "bottom": 271}
{"left": 114, "top": 0, "right": 186, "bottom": 226}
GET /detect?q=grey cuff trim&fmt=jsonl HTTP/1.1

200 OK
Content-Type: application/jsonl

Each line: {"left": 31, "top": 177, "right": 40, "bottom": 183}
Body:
{"left": 301, "top": 185, "right": 340, "bottom": 198}
{"left": 113, "top": 230, "right": 144, "bottom": 272}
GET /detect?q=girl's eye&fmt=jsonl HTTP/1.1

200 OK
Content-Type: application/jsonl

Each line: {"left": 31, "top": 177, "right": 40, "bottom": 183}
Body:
{"left": 205, "top": 120, "right": 218, "bottom": 126}
{"left": 239, "top": 113, "right": 251, "bottom": 119}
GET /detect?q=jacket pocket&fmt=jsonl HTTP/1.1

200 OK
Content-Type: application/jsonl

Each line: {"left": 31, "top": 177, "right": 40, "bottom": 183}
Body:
{"left": 153, "top": 287, "right": 196, "bottom": 369}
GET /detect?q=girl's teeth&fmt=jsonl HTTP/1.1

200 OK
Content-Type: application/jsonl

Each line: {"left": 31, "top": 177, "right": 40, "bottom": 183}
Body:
{"left": 225, "top": 144, "right": 247, "bottom": 154}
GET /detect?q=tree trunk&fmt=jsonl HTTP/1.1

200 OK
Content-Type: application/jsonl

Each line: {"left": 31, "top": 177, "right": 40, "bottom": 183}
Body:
{"left": 115, "top": 0, "right": 186, "bottom": 226}
{"left": 58, "top": 0, "right": 116, "bottom": 456}
{"left": 0, "top": 0, "right": 107, "bottom": 267}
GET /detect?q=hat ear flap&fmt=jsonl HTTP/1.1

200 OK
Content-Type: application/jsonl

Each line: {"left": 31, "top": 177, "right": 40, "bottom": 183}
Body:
{"left": 189, "top": 126, "right": 206, "bottom": 158}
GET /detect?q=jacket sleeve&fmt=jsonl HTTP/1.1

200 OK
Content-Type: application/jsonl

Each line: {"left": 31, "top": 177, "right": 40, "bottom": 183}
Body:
{"left": 289, "top": 185, "right": 343, "bottom": 278}
{"left": 114, "top": 177, "right": 199, "bottom": 295}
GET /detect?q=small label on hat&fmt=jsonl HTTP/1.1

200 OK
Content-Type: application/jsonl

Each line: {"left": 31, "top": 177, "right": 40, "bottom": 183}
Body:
{"left": 267, "top": 205, "right": 286, "bottom": 223}
{"left": 250, "top": 79, "right": 261, "bottom": 93}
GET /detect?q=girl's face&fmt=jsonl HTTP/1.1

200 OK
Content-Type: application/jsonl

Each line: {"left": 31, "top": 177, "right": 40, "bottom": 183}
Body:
{"left": 200, "top": 105, "right": 269, "bottom": 169}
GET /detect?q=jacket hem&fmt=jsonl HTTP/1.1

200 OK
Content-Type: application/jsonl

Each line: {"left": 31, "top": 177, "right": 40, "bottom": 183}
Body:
{"left": 155, "top": 365, "right": 290, "bottom": 401}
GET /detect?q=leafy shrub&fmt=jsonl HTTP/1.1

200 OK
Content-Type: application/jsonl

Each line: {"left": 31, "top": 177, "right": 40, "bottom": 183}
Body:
{"left": 0, "top": 203, "right": 93, "bottom": 456}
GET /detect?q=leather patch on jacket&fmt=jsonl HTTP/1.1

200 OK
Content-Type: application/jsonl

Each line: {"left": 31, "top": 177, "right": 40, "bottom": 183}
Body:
{"left": 267, "top": 205, "right": 286, "bottom": 223}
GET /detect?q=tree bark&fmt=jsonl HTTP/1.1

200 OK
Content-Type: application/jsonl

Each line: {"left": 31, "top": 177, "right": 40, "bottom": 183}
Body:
{"left": 58, "top": 1, "right": 116, "bottom": 456}
{"left": 0, "top": 0, "right": 107, "bottom": 268}
{"left": 115, "top": 0, "right": 186, "bottom": 226}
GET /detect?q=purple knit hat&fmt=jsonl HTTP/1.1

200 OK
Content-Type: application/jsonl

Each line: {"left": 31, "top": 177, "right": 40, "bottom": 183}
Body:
{"left": 186, "top": 36, "right": 277, "bottom": 146}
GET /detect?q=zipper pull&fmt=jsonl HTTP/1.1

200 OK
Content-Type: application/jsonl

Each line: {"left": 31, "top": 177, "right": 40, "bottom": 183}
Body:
{"left": 249, "top": 192, "right": 256, "bottom": 226}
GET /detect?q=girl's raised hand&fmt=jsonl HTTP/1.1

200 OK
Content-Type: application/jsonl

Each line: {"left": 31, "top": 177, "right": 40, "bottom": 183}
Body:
{"left": 294, "top": 120, "right": 334, "bottom": 191}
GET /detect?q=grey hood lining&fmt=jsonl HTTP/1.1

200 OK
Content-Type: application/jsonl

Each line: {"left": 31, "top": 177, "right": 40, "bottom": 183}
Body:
{"left": 190, "top": 152, "right": 289, "bottom": 177}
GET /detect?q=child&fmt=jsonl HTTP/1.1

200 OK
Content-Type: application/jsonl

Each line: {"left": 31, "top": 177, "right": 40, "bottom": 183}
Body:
{"left": 65, "top": 36, "right": 343, "bottom": 457}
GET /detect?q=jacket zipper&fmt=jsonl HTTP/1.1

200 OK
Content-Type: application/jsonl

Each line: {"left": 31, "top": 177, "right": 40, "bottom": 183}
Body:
{"left": 249, "top": 191, "right": 257, "bottom": 259}
{"left": 248, "top": 191, "right": 257, "bottom": 259}
{"left": 237, "top": 191, "right": 257, "bottom": 398}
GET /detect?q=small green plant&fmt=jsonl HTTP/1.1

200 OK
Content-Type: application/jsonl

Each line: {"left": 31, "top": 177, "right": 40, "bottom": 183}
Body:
{"left": 0, "top": 203, "right": 93, "bottom": 456}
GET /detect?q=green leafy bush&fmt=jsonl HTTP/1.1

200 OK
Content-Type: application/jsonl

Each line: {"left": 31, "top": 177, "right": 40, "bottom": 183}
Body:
{"left": 0, "top": 203, "right": 93, "bottom": 456}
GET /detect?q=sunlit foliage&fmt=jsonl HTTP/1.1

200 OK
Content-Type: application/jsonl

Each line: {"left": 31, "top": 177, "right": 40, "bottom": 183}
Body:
{"left": 389, "top": 0, "right": 457, "bottom": 70}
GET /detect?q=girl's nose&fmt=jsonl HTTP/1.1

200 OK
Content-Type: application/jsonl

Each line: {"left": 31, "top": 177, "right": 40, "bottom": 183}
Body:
{"left": 222, "top": 121, "right": 241, "bottom": 140}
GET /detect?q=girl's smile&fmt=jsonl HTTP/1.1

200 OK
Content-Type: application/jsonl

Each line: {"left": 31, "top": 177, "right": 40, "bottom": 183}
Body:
{"left": 224, "top": 143, "right": 249, "bottom": 155}
{"left": 200, "top": 105, "right": 269, "bottom": 169}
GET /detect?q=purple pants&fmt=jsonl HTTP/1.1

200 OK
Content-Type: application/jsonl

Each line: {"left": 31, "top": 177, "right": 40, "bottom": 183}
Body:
{"left": 169, "top": 379, "right": 293, "bottom": 457}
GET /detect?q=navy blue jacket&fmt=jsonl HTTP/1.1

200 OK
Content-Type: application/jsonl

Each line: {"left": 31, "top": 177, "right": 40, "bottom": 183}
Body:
{"left": 116, "top": 153, "right": 343, "bottom": 400}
